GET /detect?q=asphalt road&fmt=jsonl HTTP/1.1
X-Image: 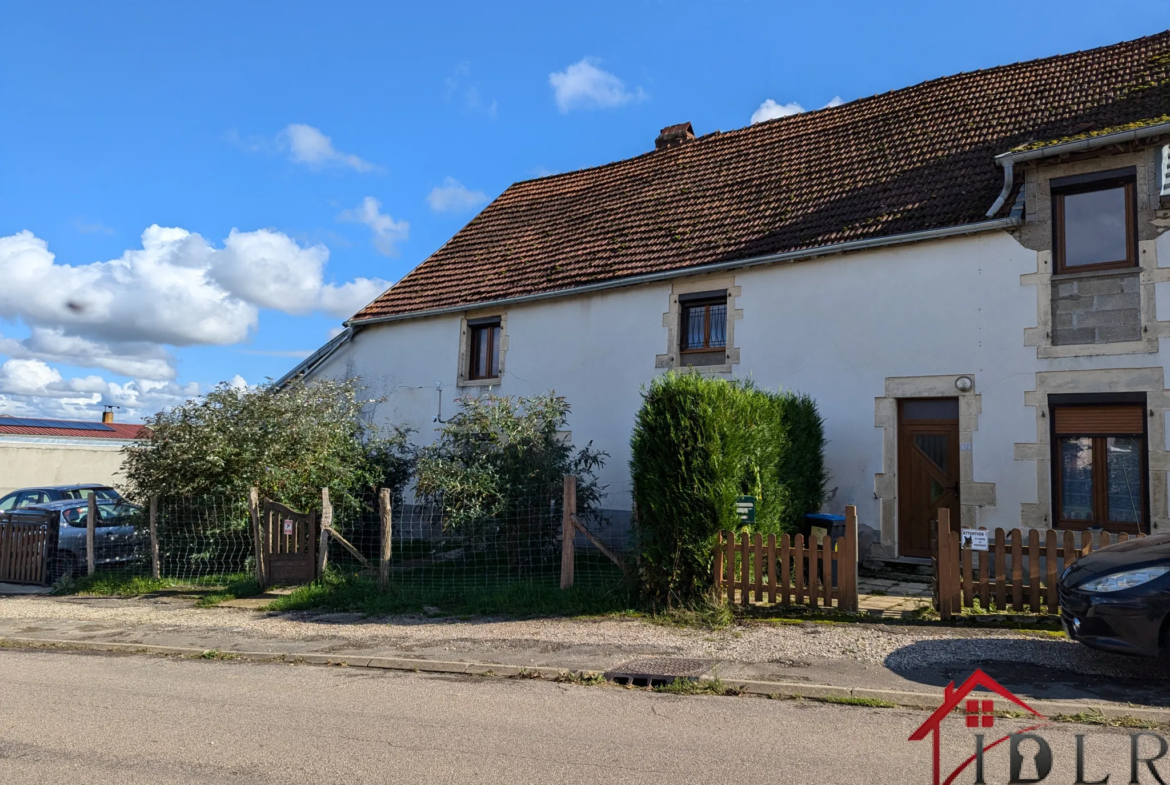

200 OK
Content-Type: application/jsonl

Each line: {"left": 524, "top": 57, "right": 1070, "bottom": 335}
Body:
{"left": 0, "top": 649, "right": 1161, "bottom": 784}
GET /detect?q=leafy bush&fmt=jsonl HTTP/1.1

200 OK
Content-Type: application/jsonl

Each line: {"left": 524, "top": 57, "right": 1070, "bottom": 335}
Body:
{"left": 414, "top": 392, "right": 606, "bottom": 564}
{"left": 629, "top": 372, "right": 826, "bottom": 606}
{"left": 121, "top": 378, "right": 414, "bottom": 515}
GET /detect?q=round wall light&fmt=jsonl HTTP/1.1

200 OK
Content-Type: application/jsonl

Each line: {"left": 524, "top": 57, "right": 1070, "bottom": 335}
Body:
{"left": 955, "top": 376, "right": 974, "bottom": 392}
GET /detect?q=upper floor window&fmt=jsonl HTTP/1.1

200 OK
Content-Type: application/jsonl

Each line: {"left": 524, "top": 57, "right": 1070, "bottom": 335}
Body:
{"left": 1052, "top": 168, "right": 1136, "bottom": 274}
{"left": 468, "top": 317, "right": 501, "bottom": 380}
{"left": 680, "top": 291, "right": 727, "bottom": 353}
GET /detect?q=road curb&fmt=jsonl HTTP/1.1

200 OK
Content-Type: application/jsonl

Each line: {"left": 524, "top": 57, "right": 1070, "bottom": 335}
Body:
{"left": 3, "top": 635, "right": 1167, "bottom": 724}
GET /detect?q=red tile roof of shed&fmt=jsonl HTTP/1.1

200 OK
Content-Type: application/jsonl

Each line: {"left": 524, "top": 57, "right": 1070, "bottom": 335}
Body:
{"left": 354, "top": 31, "right": 1170, "bottom": 322}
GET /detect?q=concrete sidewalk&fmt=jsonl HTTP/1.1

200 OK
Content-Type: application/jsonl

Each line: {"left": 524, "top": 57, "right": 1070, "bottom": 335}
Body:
{"left": 0, "top": 592, "right": 1167, "bottom": 717}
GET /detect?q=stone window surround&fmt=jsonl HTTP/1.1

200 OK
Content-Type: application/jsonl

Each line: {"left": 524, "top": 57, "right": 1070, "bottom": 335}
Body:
{"left": 873, "top": 375, "right": 994, "bottom": 561}
{"left": 1020, "top": 148, "right": 1168, "bottom": 359}
{"left": 655, "top": 274, "right": 742, "bottom": 373}
{"left": 456, "top": 310, "right": 508, "bottom": 388}
{"left": 1014, "top": 367, "right": 1170, "bottom": 534}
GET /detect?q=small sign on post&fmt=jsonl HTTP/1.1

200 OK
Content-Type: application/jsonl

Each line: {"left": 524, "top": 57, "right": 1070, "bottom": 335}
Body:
{"left": 734, "top": 496, "right": 756, "bottom": 525}
{"left": 961, "top": 529, "right": 989, "bottom": 551}
{"left": 283, "top": 519, "right": 294, "bottom": 536}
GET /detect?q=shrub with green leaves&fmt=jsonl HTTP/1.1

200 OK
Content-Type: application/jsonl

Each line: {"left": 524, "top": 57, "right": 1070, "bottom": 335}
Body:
{"left": 121, "top": 377, "right": 414, "bottom": 515}
{"left": 414, "top": 392, "right": 607, "bottom": 562}
{"left": 629, "top": 372, "right": 826, "bottom": 606}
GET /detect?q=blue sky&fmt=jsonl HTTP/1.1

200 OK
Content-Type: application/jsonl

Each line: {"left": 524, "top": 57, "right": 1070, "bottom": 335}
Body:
{"left": 1, "top": 1, "right": 1167, "bottom": 420}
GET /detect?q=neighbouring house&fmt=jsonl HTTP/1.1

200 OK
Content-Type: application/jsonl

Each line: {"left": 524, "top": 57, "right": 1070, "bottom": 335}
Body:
{"left": 283, "top": 32, "right": 1170, "bottom": 565}
{"left": 0, "top": 411, "right": 147, "bottom": 496}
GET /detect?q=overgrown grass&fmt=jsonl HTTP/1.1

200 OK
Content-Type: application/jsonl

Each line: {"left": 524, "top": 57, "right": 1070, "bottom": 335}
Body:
{"left": 555, "top": 671, "right": 606, "bottom": 686}
{"left": 266, "top": 569, "right": 637, "bottom": 618}
{"left": 653, "top": 677, "right": 742, "bottom": 696}
{"left": 821, "top": 695, "right": 898, "bottom": 708}
{"left": 56, "top": 572, "right": 254, "bottom": 599}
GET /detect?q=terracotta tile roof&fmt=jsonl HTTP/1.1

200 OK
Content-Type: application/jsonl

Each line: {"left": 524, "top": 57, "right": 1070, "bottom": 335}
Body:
{"left": 0, "top": 419, "right": 148, "bottom": 440}
{"left": 355, "top": 31, "right": 1170, "bottom": 321}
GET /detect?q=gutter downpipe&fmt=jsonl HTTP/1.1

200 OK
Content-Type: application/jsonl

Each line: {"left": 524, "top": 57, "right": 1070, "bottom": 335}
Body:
{"left": 346, "top": 215, "right": 1020, "bottom": 330}
{"left": 985, "top": 120, "right": 1170, "bottom": 217}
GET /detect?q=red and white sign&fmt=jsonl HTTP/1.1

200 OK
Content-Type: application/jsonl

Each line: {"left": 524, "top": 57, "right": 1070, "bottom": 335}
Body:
{"left": 283, "top": 519, "right": 294, "bottom": 535}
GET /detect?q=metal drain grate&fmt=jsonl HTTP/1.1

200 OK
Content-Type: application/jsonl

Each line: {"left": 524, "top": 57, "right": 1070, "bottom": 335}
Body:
{"left": 604, "top": 657, "right": 716, "bottom": 688}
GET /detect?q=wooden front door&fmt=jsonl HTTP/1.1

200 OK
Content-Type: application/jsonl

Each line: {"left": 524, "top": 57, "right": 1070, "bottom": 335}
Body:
{"left": 898, "top": 398, "right": 961, "bottom": 559}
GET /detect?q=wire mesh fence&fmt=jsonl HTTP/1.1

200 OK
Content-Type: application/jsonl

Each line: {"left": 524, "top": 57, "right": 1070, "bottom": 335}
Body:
{"left": 327, "top": 482, "right": 631, "bottom": 597}
{"left": 66, "top": 494, "right": 253, "bottom": 586}
{"left": 64, "top": 479, "right": 631, "bottom": 605}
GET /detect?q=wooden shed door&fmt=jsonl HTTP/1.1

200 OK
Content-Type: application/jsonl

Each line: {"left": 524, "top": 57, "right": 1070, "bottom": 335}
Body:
{"left": 898, "top": 399, "right": 961, "bottom": 559}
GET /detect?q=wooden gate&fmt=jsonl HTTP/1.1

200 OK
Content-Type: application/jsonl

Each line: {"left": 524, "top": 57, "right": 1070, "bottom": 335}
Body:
{"left": 0, "top": 511, "right": 59, "bottom": 585}
{"left": 260, "top": 500, "right": 318, "bottom": 586}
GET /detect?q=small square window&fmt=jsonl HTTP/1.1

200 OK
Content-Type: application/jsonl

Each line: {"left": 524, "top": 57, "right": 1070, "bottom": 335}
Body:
{"left": 680, "top": 295, "right": 727, "bottom": 353}
{"left": 1053, "top": 175, "right": 1136, "bottom": 273}
{"left": 468, "top": 319, "right": 501, "bottom": 380}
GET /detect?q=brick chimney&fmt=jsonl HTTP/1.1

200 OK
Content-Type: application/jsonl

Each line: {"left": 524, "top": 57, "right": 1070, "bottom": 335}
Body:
{"left": 655, "top": 122, "right": 695, "bottom": 151}
{"left": 102, "top": 407, "right": 114, "bottom": 424}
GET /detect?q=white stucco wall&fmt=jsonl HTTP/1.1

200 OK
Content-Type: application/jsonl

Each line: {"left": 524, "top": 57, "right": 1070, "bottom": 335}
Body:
{"left": 310, "top": 229, "right": 1170, "bottom": 556}
{"left": 0, "top": 438, "right": 130, "bottom": 496}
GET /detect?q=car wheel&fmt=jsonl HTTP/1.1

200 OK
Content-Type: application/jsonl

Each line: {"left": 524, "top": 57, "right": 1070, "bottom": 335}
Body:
{"left": 50, "top": 552, "right": 79, "bottom": 583}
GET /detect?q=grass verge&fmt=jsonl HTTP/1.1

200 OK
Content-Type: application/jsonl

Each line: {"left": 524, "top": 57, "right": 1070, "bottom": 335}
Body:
{"left": 266, "top": 569, "right": 637, "bottom": 618}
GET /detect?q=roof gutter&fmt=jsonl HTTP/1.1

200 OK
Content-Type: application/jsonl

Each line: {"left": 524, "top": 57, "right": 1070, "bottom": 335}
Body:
{"left": 273, "top": 326, "right": 354, "bottom": 388}
{"left": 347, "top": 215, "right": 1020, "bottom": 331}
{"left": 985, "top": 120, "right": 1170, "bottom": 217}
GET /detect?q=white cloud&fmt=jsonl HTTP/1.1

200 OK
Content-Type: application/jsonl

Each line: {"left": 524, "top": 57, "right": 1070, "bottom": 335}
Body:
{"left": 338, "top": 197, "right": 410, "bottom": 258}
{"left": 278, "top": 124, "right": 379, "bottom": 173}
{"left": 0, "top": 226, "right": 387, "bottom": 383}
{"left": 750, "top": 96, "right": 846, "bottom": 124}
{"left": 548, "top": 58, "right": 645, "bottom": 113}
{"left": 446, "top": 63, "right": 498, "bottom": 117}
{"left": 0, "top": 358, "right": 199, "bottom": 420}
{"left": 228, "top": 374, "right": 247, "bottom": 389}
{"left": 751, "top": 99, "right": 806, "bottom": 124}
{"left": 426, "top": 178, "right": 489, "bottom": 213}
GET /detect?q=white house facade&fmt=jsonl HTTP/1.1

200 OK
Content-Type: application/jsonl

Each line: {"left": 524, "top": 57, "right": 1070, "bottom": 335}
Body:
{"left": 286, "top": 33, "right": 1170, "bottom": 564}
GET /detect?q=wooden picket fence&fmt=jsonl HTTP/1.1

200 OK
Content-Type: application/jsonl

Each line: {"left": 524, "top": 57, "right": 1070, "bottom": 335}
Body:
{"left": 932, "top": 508, "right": 1144, "bottom": 619}
{"left": 0, "top": 511, "right": 58, "bottom": 586}
{"left": 714, "top": 505, "right": 859, "bottom": 611}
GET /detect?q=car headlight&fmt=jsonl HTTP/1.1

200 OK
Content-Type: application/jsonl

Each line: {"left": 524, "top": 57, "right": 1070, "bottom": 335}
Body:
{"left": 1079, "top": 566, "right": 1170, "bottom": 593}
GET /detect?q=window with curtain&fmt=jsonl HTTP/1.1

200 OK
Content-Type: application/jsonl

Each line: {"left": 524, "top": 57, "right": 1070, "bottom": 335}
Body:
{"left": 1052, "top": 404, "right": 1146, "bottom": 532}
{"left": 467, "top": 318, "right": 501, "bottom": 380}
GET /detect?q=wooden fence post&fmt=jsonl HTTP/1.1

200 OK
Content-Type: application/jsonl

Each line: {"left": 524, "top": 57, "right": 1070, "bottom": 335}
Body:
{"left": 378, "top": 488, "right": 392, "bottom": 590}
{"left": 248, "top": 487, "right": 264, "bottom": 589}
{"left": 86, "top": 491, "right": 96, "bottom": 576}
{"left": 935, "top": 509, "right": 952, "bottom": 620}
{"left": 317, "top": 488, "right": 332, "bottom": 579}
{"left": 843, "top": 505, "right": 859, "bottom": 612}
{"left": 149, "top": 495, "right": 159, "bottom": 579}
{"left": 560, "top": 476, "right": 576, "bottom": 590}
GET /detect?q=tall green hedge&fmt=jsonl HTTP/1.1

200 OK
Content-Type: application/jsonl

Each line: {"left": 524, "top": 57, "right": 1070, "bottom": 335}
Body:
{"left": 629, "top": 373, "right": 826, "bottom": 606}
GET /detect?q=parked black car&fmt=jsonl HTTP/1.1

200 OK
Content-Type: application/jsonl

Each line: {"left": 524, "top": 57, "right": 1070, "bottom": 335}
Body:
{"left": 0, "top": 484, "right": 121, "bottom": 511}
{"left": 1058, "top": 534, "right": 1170, "bottom": 657}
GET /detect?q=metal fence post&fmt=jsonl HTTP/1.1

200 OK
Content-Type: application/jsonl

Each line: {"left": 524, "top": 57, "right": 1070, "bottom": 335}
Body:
{"left": 378, "top": 488, "right": 392, "bottom": 590}
{"left": 86, "top": 491, "right": 96, "bottom": 576}
{"left": 149, "top": 495, "right": 159, "bottom": 579}
{"left": 560, "top": 475, "right": 576, "bottom": 590}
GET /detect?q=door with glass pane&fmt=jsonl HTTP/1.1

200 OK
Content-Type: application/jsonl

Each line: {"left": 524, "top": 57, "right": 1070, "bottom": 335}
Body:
{"left": 898, "top": 399, "right": 961, "bottom": 559}
{"left": 1053, "top": 404, "right": 1146, "bottom": 533}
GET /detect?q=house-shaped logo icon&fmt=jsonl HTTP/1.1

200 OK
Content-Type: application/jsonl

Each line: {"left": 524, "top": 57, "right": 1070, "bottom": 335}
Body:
{"left": 909, "top": 669, "right": 1048, "bottom": 785}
